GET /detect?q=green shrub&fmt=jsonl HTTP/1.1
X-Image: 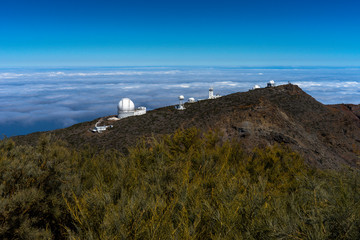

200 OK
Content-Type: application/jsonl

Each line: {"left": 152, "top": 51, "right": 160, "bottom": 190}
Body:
{"left": 0, "top": 129, "right": 360, "bottom": 239}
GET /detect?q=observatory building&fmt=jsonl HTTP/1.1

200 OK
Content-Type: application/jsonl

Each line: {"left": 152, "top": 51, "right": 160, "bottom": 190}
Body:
{"left": 208, "top": 87, "right": 221, "bottom": 99}
{"left": 188, "top": 97, "right": 195, "bottom": 103}
{"left": 252, "top": 84, "right": 261, "bottom": 90}
{"left": 267, "top": 80, "right": 275, "bottom": 87}
{"left": 117, "top": 98, "right": 146, "bottom": 119}
{"left": 175, "top": 95, "right": 186, "bottom": 110}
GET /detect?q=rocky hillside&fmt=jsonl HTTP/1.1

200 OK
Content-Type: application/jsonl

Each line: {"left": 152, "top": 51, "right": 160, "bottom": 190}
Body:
{"left": 13, "top": 84, "right": 360, "bottom": 169}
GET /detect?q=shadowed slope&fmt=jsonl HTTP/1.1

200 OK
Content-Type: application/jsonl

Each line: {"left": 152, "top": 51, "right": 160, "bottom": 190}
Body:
{"left": 12, "top": 84, "right": 360, "bottom": 169}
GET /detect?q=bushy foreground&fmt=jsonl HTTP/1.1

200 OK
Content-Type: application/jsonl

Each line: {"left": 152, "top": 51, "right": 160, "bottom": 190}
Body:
{"left": 1, "top": 128, "right": 360, "bottom": 239}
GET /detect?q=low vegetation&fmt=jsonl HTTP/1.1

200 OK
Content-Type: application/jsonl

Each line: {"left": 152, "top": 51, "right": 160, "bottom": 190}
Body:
{"left": 1, "top": 128, "right": 360, "bottom": 239}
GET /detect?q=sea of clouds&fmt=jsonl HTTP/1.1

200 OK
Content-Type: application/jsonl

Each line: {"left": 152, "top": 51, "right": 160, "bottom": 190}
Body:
{"left": 1, "top": 66, "right": 359, "bottom": 137}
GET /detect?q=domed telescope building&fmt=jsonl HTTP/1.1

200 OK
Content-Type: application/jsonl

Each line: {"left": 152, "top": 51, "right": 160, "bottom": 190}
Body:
{"left": 117, "top": 98, "right": 146, "bottom": 119}
{"left": 175, "top": 95, "right": 186, "bottom": 110}
{"left": 267, "top": 80, "right": 275, "bottom": 87}
{"left": 252, "top": 84, "right": 261, "bottom": 90}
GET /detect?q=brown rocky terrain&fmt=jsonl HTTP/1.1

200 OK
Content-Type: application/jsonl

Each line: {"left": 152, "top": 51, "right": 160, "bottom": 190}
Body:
{"left": 12, "top": 84, "right": 360, "bottom": 169}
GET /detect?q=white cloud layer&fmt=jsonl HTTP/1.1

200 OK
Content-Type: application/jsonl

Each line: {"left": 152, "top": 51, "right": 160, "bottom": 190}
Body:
{"left": 1, "top": 67, "right": 359, "bottom": 137}
{"left": 0, "top": 70, "right": 180, "bottom": 80}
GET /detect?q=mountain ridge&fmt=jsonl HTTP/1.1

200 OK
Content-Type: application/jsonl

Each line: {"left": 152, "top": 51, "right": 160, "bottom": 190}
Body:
{"left": 12, "top": 84, "right": 360, "bottom": 169}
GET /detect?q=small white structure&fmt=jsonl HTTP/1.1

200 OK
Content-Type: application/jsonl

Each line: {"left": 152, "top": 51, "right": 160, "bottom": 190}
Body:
{"left": 107, "top": 116, "right": 120, "bottom": 121}
{"left": 208, "top": 87, "right": 221, "bottom": 99}
{"left": 188, "top": 97, "right": 195, "bottom": 103}
{"left": 267, "top": 80, "right": 275, "bottom": 87}
{"left": 209, "top": 87, "right": 214, "bottom": 99}
{"left": 134, "top": 106, "right": 147, "bottom": 116}
{"left": 252, "top": 84, "right": 261, "bottom": 90}
{"left": 117, "top": 98, "right": 146, "bottom": 119}
{"left": 91, "top": 120, "right": 113, "bottom": 133}
{"left": 176, "top": 95, "right": 186, "bottom": 110}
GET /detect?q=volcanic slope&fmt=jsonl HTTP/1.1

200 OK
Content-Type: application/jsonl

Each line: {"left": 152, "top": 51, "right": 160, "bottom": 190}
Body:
{"left": 13, "top": 84, "right": 360, "bottom": 169}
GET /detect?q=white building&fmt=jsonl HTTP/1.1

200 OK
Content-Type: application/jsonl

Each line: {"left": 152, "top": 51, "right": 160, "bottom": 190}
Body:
{"left": 118, "top": 98, "right": 146, "bottom": 118}
{"left": 175, "top": 95, "right": 186, "bottom": 110}
{"left": 188, "top": 97, "right": 195, "bottom": 103}
{"left": 252, "top": 84, "right": 261, "bottom": 90}
{"left": 208, "top": 87, "right": 221, "bottom": 99}
{"left": 134, "top": 106, "right": 146, "bottom": 116}
{"left": 267, "top": 80, "right": 275, "bottom": 87}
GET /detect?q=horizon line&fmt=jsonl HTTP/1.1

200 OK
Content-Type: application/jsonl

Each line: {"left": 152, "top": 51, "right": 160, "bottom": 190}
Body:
{"left": 1, "top": 65, "right": 360, "bottom": 69}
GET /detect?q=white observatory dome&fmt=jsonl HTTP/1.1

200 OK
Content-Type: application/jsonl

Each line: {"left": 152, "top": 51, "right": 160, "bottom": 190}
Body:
{"left": 253, "top": 84, "right": 261, "bottom": 89}
{"left": 188, "top": 97, "right": 195, "bottom": 103}
{"left": 269, "top": 80, "right": 275, "bottom": 84}
{"left": 179, "top": 95, "right": 184, "bottom": 100}
{"left": 118, "top": 98, "right": 135, "bottom": 112}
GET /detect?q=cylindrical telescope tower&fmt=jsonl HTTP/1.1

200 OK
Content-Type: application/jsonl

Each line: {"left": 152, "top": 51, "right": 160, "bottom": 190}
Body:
{"left": 209, "top": 87, "right": 214, "bottom": 99}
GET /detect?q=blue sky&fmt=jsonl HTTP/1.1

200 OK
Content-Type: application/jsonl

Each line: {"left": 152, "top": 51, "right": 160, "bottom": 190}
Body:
{"left": 1, "top": 0, "right": 360, "bottom": 66}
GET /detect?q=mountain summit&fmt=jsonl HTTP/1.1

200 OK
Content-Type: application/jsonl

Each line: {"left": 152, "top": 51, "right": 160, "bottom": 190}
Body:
{"left": 13, "top": 84, "right": 360, "bottom": 169}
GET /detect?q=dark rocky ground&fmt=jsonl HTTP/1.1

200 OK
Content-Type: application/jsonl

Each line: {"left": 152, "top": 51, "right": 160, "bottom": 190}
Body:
{"left": 12, "top": 84, "right": 360, "bottom": 169}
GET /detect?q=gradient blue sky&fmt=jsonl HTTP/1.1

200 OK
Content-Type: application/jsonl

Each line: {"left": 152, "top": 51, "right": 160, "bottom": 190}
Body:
{"left": 1, "top": 0, "right": 360, "bottom": 67}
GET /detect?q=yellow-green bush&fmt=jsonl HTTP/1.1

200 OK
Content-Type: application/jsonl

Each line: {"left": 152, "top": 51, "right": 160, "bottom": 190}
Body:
{"left": 1, "top": 128, "right": 360, "bottom": 239}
